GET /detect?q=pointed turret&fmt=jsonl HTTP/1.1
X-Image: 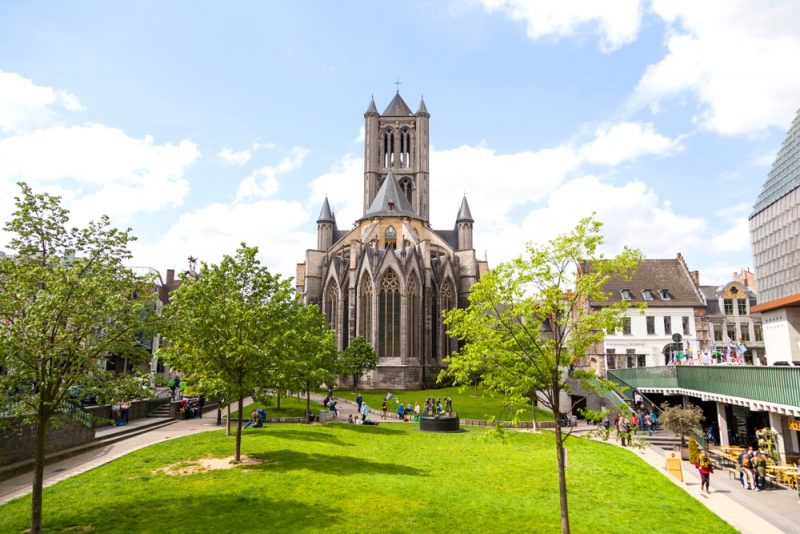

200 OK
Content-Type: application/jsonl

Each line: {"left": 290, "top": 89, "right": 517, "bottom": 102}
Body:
{"left": 456, "top": 195, "right": 474, "bottom": 250}
{"left": 317, "top": 196, "right": 335, "bottom": 223}
{"left": 365, "top": 95, "right": 378, "bottom": 117}
{"left": 316, "top": 197, "right": 337, "bottom": 250}
{"left": 416, "top": 95, "right": 429, "bottom": 117}
{"left": 383, "top": 93, "right": 413, "bottom": 116}
{"left": 456, "top": 195, "right": 473, "bottom": 222}
{"left": 362, "top": 172, "right": 418, "bottom": 219}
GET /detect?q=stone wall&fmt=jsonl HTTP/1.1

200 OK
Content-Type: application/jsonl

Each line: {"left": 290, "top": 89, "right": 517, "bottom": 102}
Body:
{"left": 0, "top": 415, "right": 94, "bottom": 467}
{"left": 84, "top": 399, "right": 151, "bottom": 427}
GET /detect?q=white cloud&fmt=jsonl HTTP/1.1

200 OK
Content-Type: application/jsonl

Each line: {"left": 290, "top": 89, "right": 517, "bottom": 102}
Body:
{"left": 634, "top": 0, "right": 800, "bottom": 135}
{"left": 0, "top": 124, "right": 200, "bottom": 225}
{"left": 218, "top": 147, "right": 252, "bottom": 166}
{"left": 354, "top": 126, "right": 365, "bottom": 144}
{"left": 711, "top": 217, "right": 750, "bottom": 253}
{"left": 580, "top": 122, "right": 682, "bottom": 165}
{"left": 131, "top": 199, "right": 313, "bottom": 280}
{"left": 308, "top": 154, "right": 363, "bottom": 226}
{"left": 234, "top": 146, "right": 309, "bottom": 202}
{"left": 475, "top": 0, "right": 643, "bottom": 51}
{"left": 0, "top": 71, "right": 83, "bottom": 133}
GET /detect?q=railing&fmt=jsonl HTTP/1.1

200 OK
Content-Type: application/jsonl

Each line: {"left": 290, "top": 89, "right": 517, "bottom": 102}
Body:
{"left": 58, "top": 399, "right": 94, "bottom": 428}
{"left": 609, "top": 366, "right": 800, "bottom": 408}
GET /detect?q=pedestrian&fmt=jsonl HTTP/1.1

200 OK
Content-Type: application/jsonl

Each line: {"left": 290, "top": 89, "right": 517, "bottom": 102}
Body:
{"left": 198, "top": 395, "right": 205, "bottom": 418}
{"left": 381, "top": 399, "right": 388, "bottom": 419}
{"left": 695, "top": 449, "right": 714, "bottom": 494}
{"left": 356, "top": 392, "right": 363, "bottom": 413}
{"left": 173, "top": 374, "right": 181, "bottom": 400}
{"left": 752, "top": 451, "right": 768, "bottom": 491}
{"left": 397, "top": 403, "right": 405, "bottom": 420}
{"left": 414, "top": 401, "right": 420, "bottom": 420}
{"left": 739, "top": 448, "right": 755, "bottom": 490}
{"left": 644, "top": 413, "right": 652, "bottom": 436}
{"left": 168, "top": 377, "right": 177, "bottom": 399}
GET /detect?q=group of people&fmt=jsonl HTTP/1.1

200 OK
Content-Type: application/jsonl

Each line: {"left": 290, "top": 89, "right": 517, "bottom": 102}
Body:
{"left": 736, "top": 446, "right": 771, "bottom": 491}
{"left": 243, "top": 408, "right": 267, "bottom": 428}
{"left": 111, "top": 400, "right": 131, "bottom": 426}
{"left": 178, "top": 396, "right": 205, "bottom": 419}
{"left": 612, "top": 408, "right": 658, "bottom": 446}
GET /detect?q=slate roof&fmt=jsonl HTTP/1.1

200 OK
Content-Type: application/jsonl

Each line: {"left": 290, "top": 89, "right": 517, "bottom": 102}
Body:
{"left": 588, "top": 258, "right": 705, "bottom": 308}
{"left": 417, "top": 96, "right": 429, "bottom": 116}
{"left": 383, "top": 92, "right": 413, "bottom": 116}
{"left": 752, "top": 107, "right": 800, "bottom": 217}
{"left": 317, "top": 197, "right": 335, "bottom": 223}
{"left": 456, "top": 196, "right": 473, "bottom": 222}
{"left": 699, "top": 286, "right": 722, "bottom": 315}
{"left": 433, "top": 229, "right": 458, "bottom": 249}
{"left": 361, "top": 172, "right": 419, "bottom": 219}
{"left": 365, "top": 96, "right": 378, "bottom": 116}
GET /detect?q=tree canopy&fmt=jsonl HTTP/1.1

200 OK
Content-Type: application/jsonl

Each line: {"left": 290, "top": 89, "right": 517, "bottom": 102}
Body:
{"left": 0, "top": 183, "right": 156, "bottom": 534}
{"left": 159, "top": 244, "right": 332, "bottom": 460}
{"left": 338, "top": 336, "right": 377, "bottom": 391}
{"left": 442, "top": 215, "right": 641, "bottom": 534}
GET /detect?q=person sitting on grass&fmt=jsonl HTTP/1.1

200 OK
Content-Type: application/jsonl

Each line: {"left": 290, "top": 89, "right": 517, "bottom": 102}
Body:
{"left": 243, "top": 409, "right": 262, "bottom": 429}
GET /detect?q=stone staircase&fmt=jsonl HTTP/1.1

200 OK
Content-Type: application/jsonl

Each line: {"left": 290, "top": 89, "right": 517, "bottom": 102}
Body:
{"left": 148, "top": 402, "right": 172, "bottom": 418}
{"left": 636, "top": 429, "right": 683, "bottom": 450}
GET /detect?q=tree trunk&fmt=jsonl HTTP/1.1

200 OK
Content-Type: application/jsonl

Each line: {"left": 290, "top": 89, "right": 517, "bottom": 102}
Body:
{"left": 531, "top": 394, "right": 538, "bottom": 432}
{"left": 554, "top": 423, "right": 571, "bottom": 534}
{"left": 353, "top": 374, "right": 358, "bottom": 390}
{"left": 234, "top": 395, "right": 244, "bottom": 463}
{"left": 30, "top": 412, "right": 49, "bottom": 534}
{"left": 276, "top": 390, "right": 281, "bottom": 410}
{"left": 216, "top": 403, "right": 222, "bottom": 426}
{"left": 226, "top": 403, "right": 231, "bottom": 436}
{"left": 305, "top": 383, "right": 312, "bottom": 423}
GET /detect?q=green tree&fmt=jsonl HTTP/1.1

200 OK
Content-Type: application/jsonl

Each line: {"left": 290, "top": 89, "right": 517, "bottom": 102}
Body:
{"left": 660, "top": 403, "right": 704, "bottom": 447}
{"left": 159, "top": 245, "right": 298, "bottom": 462}
{"left": 0, "top": 183, "right": 156, "bottom": 534}
{"left": 441, "top": 216, "right": 641, "bottom": 534}
{"left": 338, "top": 336, "right": 377, "bottom": 391}
{"left": 282, "top": 303, "right": 338, "bottom": 419}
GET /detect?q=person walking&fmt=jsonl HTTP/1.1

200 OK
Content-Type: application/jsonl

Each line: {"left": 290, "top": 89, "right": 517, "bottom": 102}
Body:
{"left": 381, "top": 399, "right": 388, "bottom": 419}
{"left": 739, "top": 449, "right": 755, "bottom": 490}
{"left": 356, "top": 392, "right": 363, "bottom": 413}
{"left": 695, "top": 450, "right": 714, "bottom": 494}
{"left": 752, "top": 451, "right": 768, "bottom": 491}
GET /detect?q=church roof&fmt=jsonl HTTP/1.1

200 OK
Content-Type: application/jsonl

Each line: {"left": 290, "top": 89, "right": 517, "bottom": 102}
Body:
{"left": 433, "top": 229, "right": 458, "bottom": 249}
{"left": 362, "top": 172, "right": 418, "bottom": 219}
{"left": 383, "top": 92, "right": 413, "bottom": 116}
{"left": 365, "top": 96, "right": 378, "bottom": 116}
{"left": 456, "top": 195, "right": 473, "bottom": 222}
{"left": 417, "top": 96, "right": 429, "bottom": 116}
{"left": 317, "top": 197, "right": 336, "bottom": 223}
{"left": 752, "top": 107, "right": 800, "bottom": 217}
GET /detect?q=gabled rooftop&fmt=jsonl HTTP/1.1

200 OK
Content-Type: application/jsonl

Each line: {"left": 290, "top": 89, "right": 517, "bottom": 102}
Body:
{"left": 752, "top": 107, "right": 800, "bottom": 217}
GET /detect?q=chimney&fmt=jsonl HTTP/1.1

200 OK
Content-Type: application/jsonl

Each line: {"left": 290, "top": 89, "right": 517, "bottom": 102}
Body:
{"left": 690, "top": 270, "right": 700, "bottom": 288}
{"left": 167, "top": 269, "right": 175, "bottom": 285}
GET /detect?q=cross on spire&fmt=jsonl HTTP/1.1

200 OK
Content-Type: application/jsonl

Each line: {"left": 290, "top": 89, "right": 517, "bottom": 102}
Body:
{"left": 394, "top": 77, "right": 402, "bottom": 93}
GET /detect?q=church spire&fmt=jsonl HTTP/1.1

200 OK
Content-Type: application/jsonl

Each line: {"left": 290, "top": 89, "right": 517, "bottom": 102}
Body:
{"left": 456, "top": 195, "right": 474, "bottom": 222}
{"left": 416, "top": 95, "right": 429, "bottom": 117}
{"left": 317, "top": 196, "right": 335, "bottom": 223}
{"left": 365, "top": 95, "right": 378, "bottom": 117}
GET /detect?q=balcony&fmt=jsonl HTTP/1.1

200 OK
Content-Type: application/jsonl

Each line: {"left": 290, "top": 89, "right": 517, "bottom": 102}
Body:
{"left": 608, "top": 366, "right": 800, "bottom": 411}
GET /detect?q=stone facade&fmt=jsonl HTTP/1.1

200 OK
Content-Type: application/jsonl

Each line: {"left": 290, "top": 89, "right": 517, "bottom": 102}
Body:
{"left": 297, "top": 93, "right": 488, "bottom": 389}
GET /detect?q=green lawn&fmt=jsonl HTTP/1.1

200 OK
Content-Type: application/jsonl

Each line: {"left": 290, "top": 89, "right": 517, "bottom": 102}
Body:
{"left": 0, "top": 425, "right": 733, "bottom": 534}
{"left": 334, "top": 385, "right": 555, "bottom": 421}
{"left": 229, "top": 396, "right": 318, "bottom": 420}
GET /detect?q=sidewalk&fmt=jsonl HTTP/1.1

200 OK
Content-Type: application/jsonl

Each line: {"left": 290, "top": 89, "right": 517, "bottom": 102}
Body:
{"left": 626, "top": 442, "right": 800, "bottom": 534}
{"left": 0, "top": 401, "right": 250, "bottom": 505}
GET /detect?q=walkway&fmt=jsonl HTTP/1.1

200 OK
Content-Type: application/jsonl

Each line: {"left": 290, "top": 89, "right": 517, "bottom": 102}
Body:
{"left": 0, "top": 401, "right": 250, "bottom": 505}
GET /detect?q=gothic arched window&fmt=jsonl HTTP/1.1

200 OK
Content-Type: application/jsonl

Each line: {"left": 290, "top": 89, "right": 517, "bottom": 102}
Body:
{"left": 385, "top": 226, "right": 397, "bottom": 250}
{"left": 440, "top": 279, "right": 456, "bottom": 357}
{"left": 378, "top": 270, "right": 401, "bottom": 358}
{"left": 407, "top": 274, "right": 420, "bottom": 359}
{"left": 325, "top": 281, "right": 339, "bottom": 331}
{"left": 359, "top": 277, "right": 373, "bottom": 344}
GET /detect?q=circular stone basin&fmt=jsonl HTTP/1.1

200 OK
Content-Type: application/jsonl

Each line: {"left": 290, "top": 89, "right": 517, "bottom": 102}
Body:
{"left": 419, "top": 414, "right": 460, "bottom": 432}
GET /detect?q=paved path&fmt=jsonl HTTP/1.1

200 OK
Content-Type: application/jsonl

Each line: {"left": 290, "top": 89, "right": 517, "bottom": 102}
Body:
{"left": 593, "top": 433, "right": 800, "bottom": 534}
{"left": 0, "top": 401, "right": 249, "bottom": 505}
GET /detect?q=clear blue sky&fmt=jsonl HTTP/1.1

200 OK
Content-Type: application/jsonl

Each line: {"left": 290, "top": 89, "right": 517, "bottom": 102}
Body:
{"left": 2, "top": 1, "right": 798, "bottom": 285}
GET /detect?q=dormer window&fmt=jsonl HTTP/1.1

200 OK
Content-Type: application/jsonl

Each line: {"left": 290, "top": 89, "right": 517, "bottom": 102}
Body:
{"left": 384, "top": 226, "right": 397, "bottom": 250}
{"left": 659, "top": 289, "right": 671, "bottom": 300}
{"left": 642, "top": 289, "right": 655, "bottom": 301}
{"left": 621, "top": 289, "right": 633, "bottom": 301}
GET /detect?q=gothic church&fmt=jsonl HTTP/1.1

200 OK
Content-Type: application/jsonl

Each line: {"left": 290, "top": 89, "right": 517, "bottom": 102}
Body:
{"left": 296, "top": 92, "right": 487, "bottom": 389}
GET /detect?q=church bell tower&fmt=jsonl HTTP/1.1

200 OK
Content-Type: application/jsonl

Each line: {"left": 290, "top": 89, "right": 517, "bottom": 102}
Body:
{"left": 363, "top": 92, "right": 430, "bottom": 220}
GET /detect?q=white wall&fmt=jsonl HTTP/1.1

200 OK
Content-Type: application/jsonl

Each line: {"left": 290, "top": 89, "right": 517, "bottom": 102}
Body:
{"left": 604, "top": 307, "right": 698, "bottom": 367}
{"left": 762, "top": 308, "right": 800, "bottom": 363}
